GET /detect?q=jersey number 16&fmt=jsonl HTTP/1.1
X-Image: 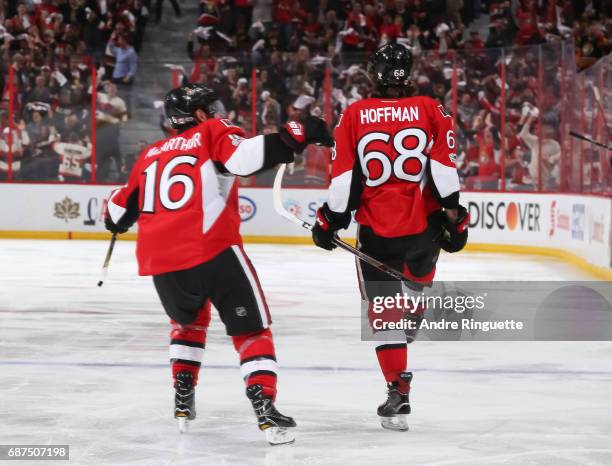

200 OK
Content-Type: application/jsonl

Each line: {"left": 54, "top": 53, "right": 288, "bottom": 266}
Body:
{"left": 142, "top": 156, "right": 197, "bottom": 212}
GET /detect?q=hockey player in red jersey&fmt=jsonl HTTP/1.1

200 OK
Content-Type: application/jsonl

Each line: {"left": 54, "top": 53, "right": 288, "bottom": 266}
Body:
{"left": 311, "top": 44, "right": 469, "bottom": 431}
{"left": 104, "top": 83, "right": 332, "bottom": 444}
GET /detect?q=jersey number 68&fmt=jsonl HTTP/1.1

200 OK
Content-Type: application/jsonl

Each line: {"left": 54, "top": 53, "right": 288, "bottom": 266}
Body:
{"left": 357, "top": 128, "right": 428, "bottom": 187}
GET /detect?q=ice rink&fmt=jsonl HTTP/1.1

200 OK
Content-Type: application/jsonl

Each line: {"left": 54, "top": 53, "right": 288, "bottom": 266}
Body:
{"left": 1, "top": 239, "right": 611, "bottom": 466}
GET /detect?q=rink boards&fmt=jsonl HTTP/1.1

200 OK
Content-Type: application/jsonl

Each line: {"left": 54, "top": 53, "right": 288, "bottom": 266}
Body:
{"left": 0, "top": 183, "right": 610, "bottom": 276}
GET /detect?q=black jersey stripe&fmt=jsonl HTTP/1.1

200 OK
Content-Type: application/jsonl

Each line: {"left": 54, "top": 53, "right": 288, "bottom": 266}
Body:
{"left": 170, "top": 358, "right": 202, "bottom": 367}
{"left": 170, "top": 339, "right": 205, "bottom": 349}
{"left": 375, "top": 343, "right": 407, "bottom": 352}
{"left": 240, "top": 354, "right": 277, "bottom": 365}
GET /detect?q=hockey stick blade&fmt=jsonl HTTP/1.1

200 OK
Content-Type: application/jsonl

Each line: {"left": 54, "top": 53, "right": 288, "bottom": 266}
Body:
{"left": 272, "top": 164, "right": 312, "bottom": 231}
{"left": 272, "top": 165, "right": 429, "bottom": 291}
{"left": 97, "top": 233, "right": 117, "bottom": 287}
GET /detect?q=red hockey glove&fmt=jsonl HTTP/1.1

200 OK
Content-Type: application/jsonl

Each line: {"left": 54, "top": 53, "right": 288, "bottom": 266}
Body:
{"left": 438, "top": 205, "right": 469, "bottom": 253}
{"left": 280, "top": 116, "right": 333, "bottom": 153}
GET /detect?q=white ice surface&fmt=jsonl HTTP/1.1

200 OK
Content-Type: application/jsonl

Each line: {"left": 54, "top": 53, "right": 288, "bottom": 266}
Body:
{"left": 0, "top": 240, "right": 611, "bottom": 466}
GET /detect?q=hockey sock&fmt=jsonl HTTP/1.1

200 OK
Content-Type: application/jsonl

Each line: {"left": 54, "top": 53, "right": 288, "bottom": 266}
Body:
{"left": 403, "top": 262, "right": 436, "bottom": 284}
{"left": 375, "top": 343, "right": 408, "bottom": 387}
{"left": 169, "top": 304, "right": 211, "bottom": 386}
{"left": 232, "top": 328, "right": 278, "bottom": 400}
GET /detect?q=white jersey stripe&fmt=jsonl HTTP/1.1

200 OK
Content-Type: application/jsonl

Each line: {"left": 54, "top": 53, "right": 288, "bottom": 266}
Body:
{"left": 430, "top": 159, "right": 460, "bottom": 198}
{"left": 107, "top": 188, "right": 126, "bottom": 224}
{"left": 169, "top": 344, "right": 204, "bottom": 363}
{"left": 240, "top": 359, "right": 279, "bottom": 378}
{"left": 328, "top": 169, "right": 353, "bottom": 213}
{"left": 200, "top": 160, "right": 236, "bottom": 233}
{"left": 223, "top": 135, "right": 265, "bottom": 176}
{"left": 373, "top": 332, "right": 407, "bottom": 348}
{"left": 231, "top": 245, "right": 269, "bottom": 328}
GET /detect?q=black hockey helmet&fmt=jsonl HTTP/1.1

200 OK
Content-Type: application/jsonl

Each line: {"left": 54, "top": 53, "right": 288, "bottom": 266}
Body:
{"left": 164, "top": 83, "right": 218, "bottom": 130}
{"left": 367, "top": 43, "right": 413, "bottom": 95}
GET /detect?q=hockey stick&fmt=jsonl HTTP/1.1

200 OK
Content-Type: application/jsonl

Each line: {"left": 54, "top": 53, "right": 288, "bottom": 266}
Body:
{"left": 569, "top": 131, "right": 611, "bottom": 151}
{"left": 97, "top": 233, "right": 117, "bottom": 287}
{"left": 590, "top": 84, "right": 611, "bottom": 140}
{"left": 272, "top": 164, "right": 429, "bottom": 291}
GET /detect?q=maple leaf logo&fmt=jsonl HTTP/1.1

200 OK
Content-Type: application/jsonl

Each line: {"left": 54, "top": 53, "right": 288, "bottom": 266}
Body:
{"left": 54, "top": 197, "right": 80, "bottom": 223}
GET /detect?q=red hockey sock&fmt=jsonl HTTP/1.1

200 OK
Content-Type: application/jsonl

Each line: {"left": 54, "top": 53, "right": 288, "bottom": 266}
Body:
{"left": 375, "top": 343, "right": 407, "bottom": 384}
{"left": 169, "top": 304, "right": 211, "bottom": 386}
{"left": 232, "top": 328, "right": 278, "bottom": 400}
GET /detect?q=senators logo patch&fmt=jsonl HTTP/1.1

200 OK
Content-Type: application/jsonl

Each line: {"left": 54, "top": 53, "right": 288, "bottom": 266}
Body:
{"left": 220, "top": 118, "right": 238, "bottom": 128}
{"left": 228, "top": 134, "right": 244, "bottom": 146}
{"left": 437, "top": 104, "right": 451, "bottom": 118}
{"left": 336, "top": 113, "right": 344, "bottom": 128}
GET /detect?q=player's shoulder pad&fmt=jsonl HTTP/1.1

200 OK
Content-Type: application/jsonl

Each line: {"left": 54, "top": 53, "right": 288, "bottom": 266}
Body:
{"left": 206, "top": 117, "right": 246, "bottom": 135}
{"left": 418, "top": 96, "right": 452, "bottom": 120}
{"left": 414, "top": 94, "right": 439, "bottom": 107}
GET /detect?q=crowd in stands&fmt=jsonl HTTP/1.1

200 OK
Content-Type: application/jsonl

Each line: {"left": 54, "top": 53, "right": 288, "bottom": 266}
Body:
{"left": 0, "top": 0, "right": 147, "bottom": 182}
{"left": 1, "top": 0, "right": 610, "bottom": 190}
{"left": 184, "top": 0, "right": 609, "bottom": 189}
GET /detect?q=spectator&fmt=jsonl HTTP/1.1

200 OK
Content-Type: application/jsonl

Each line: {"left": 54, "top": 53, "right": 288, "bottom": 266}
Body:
{"left": 26, "top": 75, "right": 51, "bottom": 104}
{"left": 518, "top": 105, "right": 561, "bottom": 189}
{"left": 259, "top": 90, "right": 281, "bottom": 128}
{"left": 96, "top": 82, "right": 128, "bottom": 182}
{"left": 0, "top": 116, "right": 29, "bottom": 180}
{"left": 486, "top": 18, "right": 513, "bottom": 48}
{"left": 108, "top": 33, "right": 138, "bottom": 85}
{"left": 515, "top": 0, "right": 542, "bottom": 45}
{"left": 252, "top": 0, "right": 273, "bottom": 26}
{"left": 465, "top": 30, "right": 485, "bottom": 49}
{"left": 53, "top": 132, "right": 92, "bottom": 182}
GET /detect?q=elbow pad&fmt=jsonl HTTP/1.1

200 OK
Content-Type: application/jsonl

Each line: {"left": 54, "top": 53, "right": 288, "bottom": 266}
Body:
{"left": 261, "top": 133, "right": 296, "bottom": 170}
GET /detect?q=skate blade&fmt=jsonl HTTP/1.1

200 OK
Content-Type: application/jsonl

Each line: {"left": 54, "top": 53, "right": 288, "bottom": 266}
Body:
{"left": 177, "top": 417, "right": 189, "bottom": 433}
{"left": 380, "top": 415, "right": 409, "bottom": 432}
{"left": 264, "top": 426, "right": 295, "bottom": 445}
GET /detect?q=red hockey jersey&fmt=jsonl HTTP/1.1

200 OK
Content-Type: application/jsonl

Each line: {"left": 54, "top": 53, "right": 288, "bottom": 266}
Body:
{"left": 329, "top": 96, "right": 460, "bottom": 237}
{"left": 107, "top": 118, "right": 266, "bottom": 276}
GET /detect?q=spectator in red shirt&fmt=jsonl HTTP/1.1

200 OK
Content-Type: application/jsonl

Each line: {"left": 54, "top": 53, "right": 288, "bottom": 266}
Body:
{"left": 465, "top": 30, "right": 485, "bottom": 49}
{"left": 379, "top": 14, "right": 402, "bottom": 44}
{"left": 515, "top": 0, "right": 542, "bottom": 45}
{"left": 341, "top": 2, "right": 376, "bottom": 52}
{"left": 478, "top": 150, "right": 500, "bottom": 177}
{"left": 273, "top": 0, "right": 305, "bottom": 45}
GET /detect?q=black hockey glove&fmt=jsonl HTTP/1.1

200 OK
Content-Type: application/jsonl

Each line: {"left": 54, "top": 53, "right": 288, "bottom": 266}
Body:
{"left": 104, "top": 215, "right": 130, "bottom": 234}
{"left": 312, "top": 203, "right": 351, "bottom": 251}
{"left": 437, "top": 205, "right": 469, "bottom": 253}
{"left": 104, "top": 189, "right": 140, "bottom": 234}
{"left": 279, "top": 116, "right": 334, "bottom": 153}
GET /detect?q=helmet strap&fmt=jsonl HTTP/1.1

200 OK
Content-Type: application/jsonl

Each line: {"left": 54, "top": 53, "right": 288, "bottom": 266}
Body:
{"left": 194, "top": 108, "right": 211, "bottom": 123}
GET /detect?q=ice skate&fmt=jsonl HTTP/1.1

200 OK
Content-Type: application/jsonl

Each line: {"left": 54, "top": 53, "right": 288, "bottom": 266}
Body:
{"left": 246, "top": 384, "right": 296, "bottom": 445}
{"left": 174, "top": 371, "right": 196, "bottom": 433}
{"left": 378, "top": 372, "right": 412, "bottom": 432}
